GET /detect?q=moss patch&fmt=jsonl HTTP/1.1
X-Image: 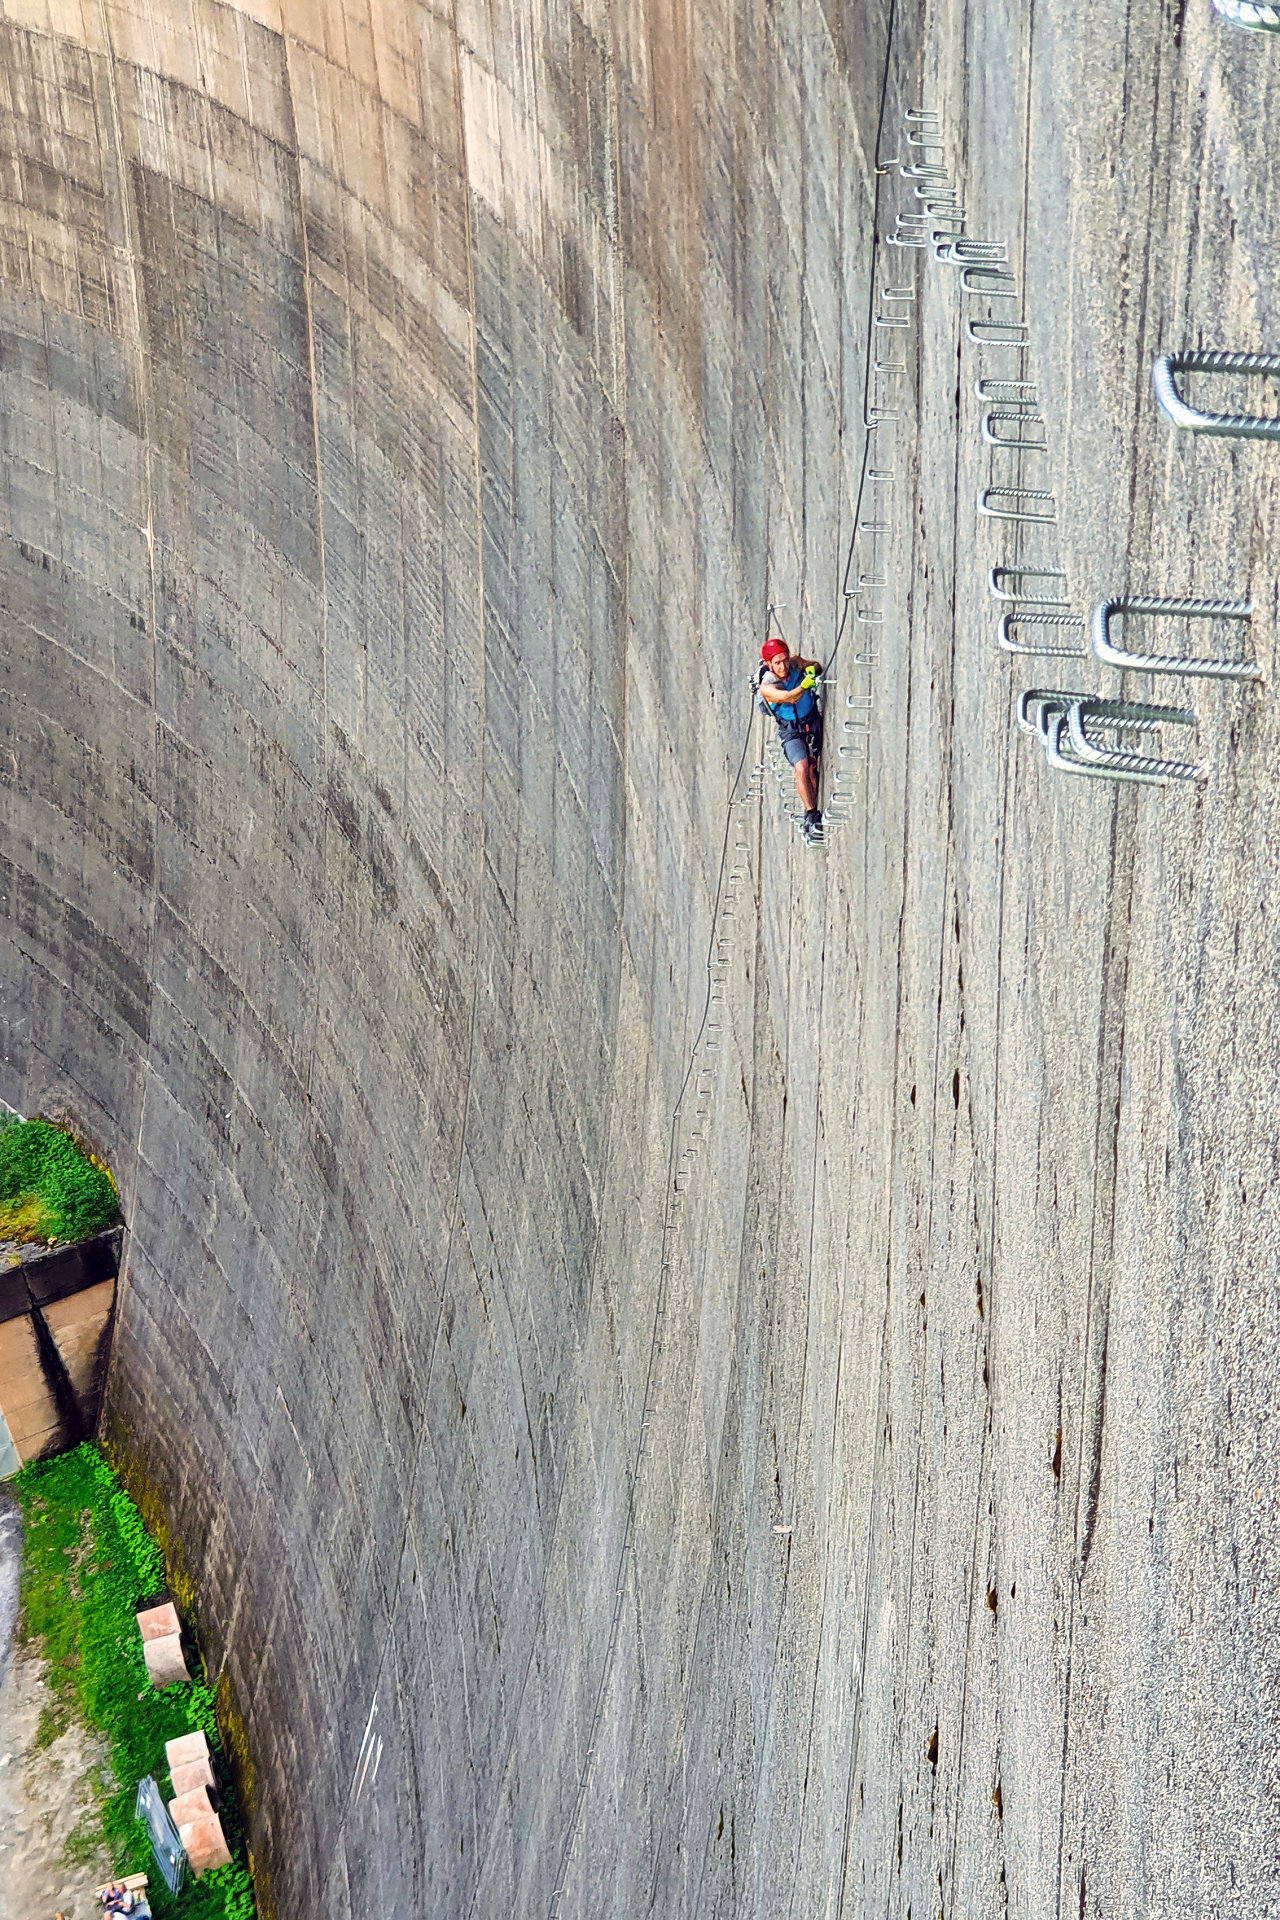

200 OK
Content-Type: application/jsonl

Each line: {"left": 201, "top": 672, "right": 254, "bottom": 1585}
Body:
{"left": 14, "top": 1443, "right": 256, "bottom": 1920}
{"left": 0, "top": 1117, "right": 118, "bottom": 1246}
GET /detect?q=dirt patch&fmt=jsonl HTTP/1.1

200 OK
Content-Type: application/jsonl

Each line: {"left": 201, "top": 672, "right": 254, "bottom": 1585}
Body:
{"left": 0, "top": 1637, "right": 114, "bottom": 1920}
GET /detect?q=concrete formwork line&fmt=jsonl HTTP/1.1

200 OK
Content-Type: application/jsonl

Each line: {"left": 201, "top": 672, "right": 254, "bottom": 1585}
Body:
{"left": 546, "top": 609, "right": 764, "bottom": 1917}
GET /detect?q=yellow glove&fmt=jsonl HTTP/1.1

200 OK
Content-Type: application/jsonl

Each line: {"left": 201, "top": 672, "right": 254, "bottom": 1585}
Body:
{"left": 800, "top": 665, "right": 817, "bottom": 690}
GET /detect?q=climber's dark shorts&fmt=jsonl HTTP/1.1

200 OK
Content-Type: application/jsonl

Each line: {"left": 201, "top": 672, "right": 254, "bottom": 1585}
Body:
{"left": 778, "top": 713, "right": 823, "bottom": 766}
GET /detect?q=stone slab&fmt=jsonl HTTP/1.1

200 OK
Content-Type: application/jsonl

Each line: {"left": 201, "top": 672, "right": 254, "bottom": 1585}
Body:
{"left": 164, "top": 1731, "right": 210, "bottom": 1772}
{"left": 178, "top": 1815, "right": 232, "bottom": 1876}
{"left": 170, "top": 1757, "right": 216, "bottom": 1797}
{"left": 142, "top": 1631, "right": 189, "bottom": 1687}
{"left": 169, "top": 1784, "right": 214, "bottom": 1824}
{"left": 135, "top": 1601, "right": 181, "bottom": 1642}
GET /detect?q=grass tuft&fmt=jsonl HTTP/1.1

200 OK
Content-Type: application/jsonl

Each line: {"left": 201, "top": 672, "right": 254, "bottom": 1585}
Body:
{"left": 0, "top": 1119, "right": 118, "bottom": 1246}
{"left": 14, "top": 1443, "right": 256, "bottom": 1920}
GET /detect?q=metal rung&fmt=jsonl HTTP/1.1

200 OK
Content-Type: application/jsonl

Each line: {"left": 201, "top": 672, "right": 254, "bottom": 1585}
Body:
{"left": 882, "top": 286, "right": 917, "bottom": 302}
{"left": 859, "top": 520, "right": 891, "bottom": 533}
{"left": 1152, "top": 350, "right": 1280, "bottom": 440}
{"left": 875, "top": 315, "right": 911, "bottom": 328}
{"left": 1091, "top": 594, "right": 1260, "bottom": 680}
{"left": 978, "top": 486, "right": 1056, "bottom": 523}
{"left": 874, "top": 361, "right": 907, "bottom": 373}
{"left": 857, "top": 574, "right": 886, "bottom": 588}
{"left": 856, "top": 608, "right": 885, "bottom": 623}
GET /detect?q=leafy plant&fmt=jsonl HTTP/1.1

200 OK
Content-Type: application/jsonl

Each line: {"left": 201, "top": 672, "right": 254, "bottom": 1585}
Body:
{"left": 0, "top": 1119, "right": 118, "bottom": 1245}
{"left": 14, "top": 1444, "right": 257, "bottom": 1920}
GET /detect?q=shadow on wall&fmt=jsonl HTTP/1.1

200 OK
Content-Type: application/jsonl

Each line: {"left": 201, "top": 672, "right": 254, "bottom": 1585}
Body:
{"left": 0, "top": 1229, "right": 122, "bottom": 1475}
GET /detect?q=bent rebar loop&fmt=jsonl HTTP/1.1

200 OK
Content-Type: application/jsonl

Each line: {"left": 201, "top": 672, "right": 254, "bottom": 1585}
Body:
{"left": 1091, "top": 594, "right": 1262, "bottom": 680}
{"left": 976, "top": 378, "right": 1039, "bottom": 411}
{"left": 1043, "top": 713, "right": 1197, "bottom": 786}
{"left": 982, "top": 408, "right": 1048, "bottom": 449}
{"left": 978, "top": 487, "right": 1056, "bottom": 523}
{"left": 1018, "top": 692, "right": 1203, "bottom": 784}
{"left": 961, "top": 266, "right": 1018, "bottom": 298}
{"left": 1211, "top": 0, "right": 1280, "bottom": 28}
{"left": 1016, "top": 688, "right": 1195, "bottom": 738}
{"left": 1152, "top": 350, "right": 1280, "bottom": 440}
{"left": 998, "top": 611, "right": 1085, "bottom": 658}
{"left": 967, "top": 318, "right": 1030, "bottom": 348}
{"left": 936, "top": 239, "right": 1006, "bottom": 265}
{"left": 990, "top": 565, "right": 1068, "bottom": 603}
{"left": 1065, "top": 703, "right": 1205, "bottom": 781}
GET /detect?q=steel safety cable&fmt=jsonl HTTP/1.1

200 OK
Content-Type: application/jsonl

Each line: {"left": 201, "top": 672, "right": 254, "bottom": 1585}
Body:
{"left": 826, "top": 0, "right": 903, "bottom": 682}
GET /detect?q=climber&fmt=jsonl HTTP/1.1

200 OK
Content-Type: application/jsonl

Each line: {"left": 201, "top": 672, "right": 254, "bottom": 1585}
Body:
{"left": 757, "top": 637, "right": 825, "bottom": 842}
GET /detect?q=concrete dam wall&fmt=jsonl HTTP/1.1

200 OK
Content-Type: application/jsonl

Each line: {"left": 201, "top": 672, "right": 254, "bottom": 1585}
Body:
{"left": 3, "top": 0, "right": 1279, "bottom": 1915}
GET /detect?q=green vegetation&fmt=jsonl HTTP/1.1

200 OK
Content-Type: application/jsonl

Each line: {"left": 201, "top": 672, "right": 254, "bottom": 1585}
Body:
{"left": 0, "top": 1116, "right": 118, "bottom": 1246}
{"left": 14, "top": 1443, "right": 256, "bottom": 1920}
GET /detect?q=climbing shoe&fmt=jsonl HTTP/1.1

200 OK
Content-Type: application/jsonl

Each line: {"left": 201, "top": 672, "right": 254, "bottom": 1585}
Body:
{"left": 803, "top": 808, "right": 825, "bottom": 844}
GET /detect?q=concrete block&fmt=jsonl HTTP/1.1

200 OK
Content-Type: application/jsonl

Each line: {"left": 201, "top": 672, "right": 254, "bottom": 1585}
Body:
{"left": 142, "top": 1630, "right": 190, "bottom": 1687}
{"left": 170, "top": 1757, "right": 216, "bottom": 1797}
{"left": 136, "top": 1600, "right": 181, "bottom": 1642}
{"left": 178, "top": 1815, "right": 232, "bottom": 1876}
{"left": 169, "top": 1784, "right": 214, "bottom": 1824}
{"left": 165, "top": 1730, "right": 210, "bottom": 1771}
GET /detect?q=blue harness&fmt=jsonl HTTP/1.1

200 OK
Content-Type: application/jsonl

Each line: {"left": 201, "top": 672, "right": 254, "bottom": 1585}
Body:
{"left": 760, "top": 662, "right": 817, "bottom": 725}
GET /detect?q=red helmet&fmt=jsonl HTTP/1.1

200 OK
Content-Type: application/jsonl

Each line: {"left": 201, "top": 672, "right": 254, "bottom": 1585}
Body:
{"left": 761, "top": 638, "right": 787, "bottom": 663}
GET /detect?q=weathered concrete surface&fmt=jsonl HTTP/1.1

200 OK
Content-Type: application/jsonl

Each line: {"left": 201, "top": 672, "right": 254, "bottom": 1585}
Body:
{"left": 0, "top": 0, "right": 1278, "bottom": 1916}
